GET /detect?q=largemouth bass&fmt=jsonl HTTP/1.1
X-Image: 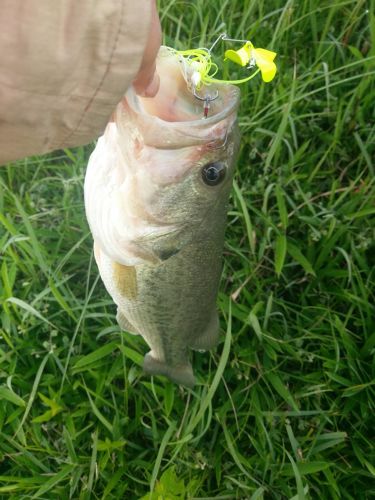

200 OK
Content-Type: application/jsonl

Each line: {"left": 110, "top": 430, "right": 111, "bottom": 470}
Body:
{"left": 84, "top": 47, "right": 240, "bottom": 388}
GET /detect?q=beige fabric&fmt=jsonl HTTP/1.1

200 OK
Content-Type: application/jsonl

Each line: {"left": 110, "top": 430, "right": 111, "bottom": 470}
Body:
{"left": 0, "top": 0, "right": 151, "bottom": 164}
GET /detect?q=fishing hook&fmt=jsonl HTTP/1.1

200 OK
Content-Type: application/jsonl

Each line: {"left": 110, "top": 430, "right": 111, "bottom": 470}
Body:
{"left": 193, "top": 88, "right": 219, "bottom": 118}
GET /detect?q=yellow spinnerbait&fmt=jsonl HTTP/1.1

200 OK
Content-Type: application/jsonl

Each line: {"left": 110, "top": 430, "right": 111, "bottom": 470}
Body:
{"left": 167, "top": 34, "right": 277, "bottom": 92}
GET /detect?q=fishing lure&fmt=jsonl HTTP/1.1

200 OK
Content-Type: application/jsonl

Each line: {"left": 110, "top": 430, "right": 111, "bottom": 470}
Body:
{"left": 167, "top": 33, "right": 277, "bottom": 118}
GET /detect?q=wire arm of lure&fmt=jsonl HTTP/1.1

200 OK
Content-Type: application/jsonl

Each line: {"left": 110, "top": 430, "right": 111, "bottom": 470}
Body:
{"left": 221, "top": 34, "right": 249, "bottom": 44}
{"left": 207, "top": 33, "right": 227, "bottom": 53}
{"left": 207, "top": 33, "right": 249, "bottom": 53}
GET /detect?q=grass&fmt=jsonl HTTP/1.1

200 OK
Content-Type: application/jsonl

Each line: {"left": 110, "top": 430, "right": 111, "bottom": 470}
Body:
{"left": 0, "top": 0, "right": 374, "bottom": 498}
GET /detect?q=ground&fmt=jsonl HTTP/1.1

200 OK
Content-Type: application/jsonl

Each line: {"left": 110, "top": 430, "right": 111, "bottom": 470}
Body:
{"left": 0, "top": 0, "right": 374, "bottom": 498}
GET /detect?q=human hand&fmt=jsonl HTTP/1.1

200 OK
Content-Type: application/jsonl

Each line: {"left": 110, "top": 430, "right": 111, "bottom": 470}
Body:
{"left": 132, "top": 0, "right": 161, "bottom": 97}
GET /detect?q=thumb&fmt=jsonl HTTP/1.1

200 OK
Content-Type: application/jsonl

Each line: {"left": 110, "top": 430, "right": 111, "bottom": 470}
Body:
{"left": 133, "top": 1, "right": 161, "bottom": 97}
{"left": 133, "top": 65, "right": 160, "bottom": 98}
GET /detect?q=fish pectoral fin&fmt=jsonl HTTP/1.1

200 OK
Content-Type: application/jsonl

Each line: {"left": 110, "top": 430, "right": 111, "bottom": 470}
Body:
{"left": 129, "top": 240, "right": 178, "bottom": 264}
{"left": 143, "top": 351, "right": 195, "bottom": 388}
{"left": 190, "top": 310, "right": 220, "bottom": 351}
{"left": 116, "top": 309, "right": 139, "bottom": 335}
{"left": 136, "top": 225, "right": 191, "bottom": 263}
{"left": 153, "top": 246, "right": 181, "bottom": 261}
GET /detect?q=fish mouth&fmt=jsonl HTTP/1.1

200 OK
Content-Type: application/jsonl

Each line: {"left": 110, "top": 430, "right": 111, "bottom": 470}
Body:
{"left": 122, "top": 47, "right": 240, "bottom": 147}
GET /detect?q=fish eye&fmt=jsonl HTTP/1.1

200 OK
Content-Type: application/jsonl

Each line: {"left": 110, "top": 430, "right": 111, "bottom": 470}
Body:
{"left": 201, "top": 162, "right": 226, "bottom": 186}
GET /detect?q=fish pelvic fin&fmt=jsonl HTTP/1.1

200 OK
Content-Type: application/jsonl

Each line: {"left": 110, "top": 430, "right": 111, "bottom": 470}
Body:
{"left": 143, "top": 351, "right": 195, "bottom": 389}
{"left": 190, "top": 310, "right": 220, "bottom": 351}
{"left": 112, "top": 262, "right": 138, "bottom": 300}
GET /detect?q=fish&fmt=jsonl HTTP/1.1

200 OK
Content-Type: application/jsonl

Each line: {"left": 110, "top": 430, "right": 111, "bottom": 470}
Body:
{"left": 84, "top": 47, "right": 240, "bottom": 388}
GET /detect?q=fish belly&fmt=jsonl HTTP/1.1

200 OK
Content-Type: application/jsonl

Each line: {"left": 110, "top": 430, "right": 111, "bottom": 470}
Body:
{"left": 94, "top": 237, "right": 223, "bottom": 388}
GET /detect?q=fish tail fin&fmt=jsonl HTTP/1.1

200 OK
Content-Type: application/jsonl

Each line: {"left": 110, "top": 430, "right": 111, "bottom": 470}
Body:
{"left": 143, "top": 351, "right": 195, "bottom": 388}
{"left": 190, "top": 310, "right": 220, "bottom": 351}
